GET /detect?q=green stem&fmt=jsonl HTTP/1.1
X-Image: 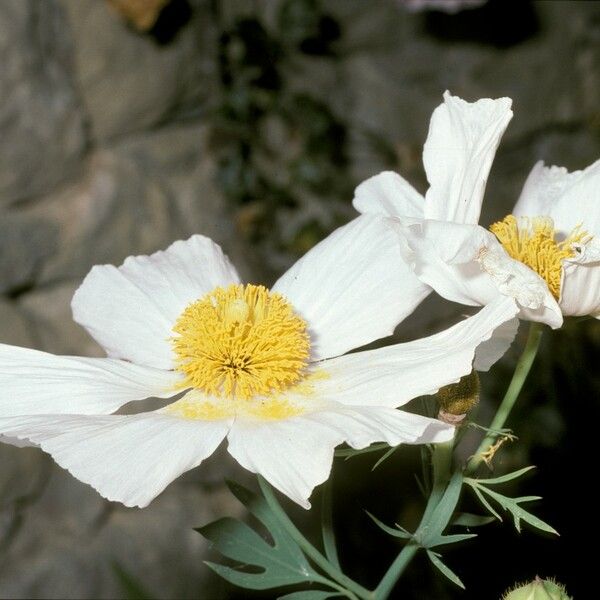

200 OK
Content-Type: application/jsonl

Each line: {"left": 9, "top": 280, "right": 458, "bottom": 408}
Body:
{"left": 467, "top": 321, "right": 543, "bottom": 474}
{"left": 374, "top": 441, "right": 454, "bottom": 600}
{"left": 257, "top": 476, "right": 372, "bottom": 600}
{"left": 321, "top": 477, "right": 341, "bottom": 569}
{"left": 374, "top": 544, "right": 419, "bottom": 598}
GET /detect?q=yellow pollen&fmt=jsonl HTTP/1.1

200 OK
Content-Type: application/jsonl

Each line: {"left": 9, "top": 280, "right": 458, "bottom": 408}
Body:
{"left": 162, "top": 370, "right": 330, "bottom": 422}
{"left": 489, "top": 215, "right": 590, "bottom": 299}
{"left": 171, "top": 284, "right": 310, "bottom": 400}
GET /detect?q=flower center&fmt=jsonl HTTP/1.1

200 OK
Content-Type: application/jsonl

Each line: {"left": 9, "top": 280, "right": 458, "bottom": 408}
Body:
{"left": 171, "top": 284, "right": 310, "bottom": 400}
{"left": 489, "top": 215, "right": 589, "bottom": 299}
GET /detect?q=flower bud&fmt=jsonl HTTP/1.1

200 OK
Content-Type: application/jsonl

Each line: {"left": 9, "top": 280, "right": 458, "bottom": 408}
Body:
{"left": 436, "top": 371, "right": 480, "bottom": 425}
{"left": 503, "top": 577, "right": 571, "bottom": 600}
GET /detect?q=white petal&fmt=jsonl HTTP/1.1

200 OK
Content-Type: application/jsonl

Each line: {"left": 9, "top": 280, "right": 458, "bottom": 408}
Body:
{"left": 227, "top": 403, "right": 453, "bottom": 509}
{"left": 478, "top": 247, "right": 562, "bottom": 328}
{"left": 402, "top": 219, "right": 563, "bottom": 328}
{"left": 473, "top": 317, "right": 519, "bottom": 371}
{"left": 0, "top": 343, "right": 181, "bottom": 417}
{"left": 0, "top": 412, "right": 230, "bottom": 507}
{"left": 312, "top": 296, "right": 519, "bottom": 408}
{"left": 402, "top": 220, "right": 506, "bottom": 306}
{"left": 72, "top": 235, "right": 241, "bottom": 369}
{"left": 514, "top": 159, "right": 600, "bottom": 236}
{"left": 353, "top": 171, "right": 424, "bottom": 218}
{"left": 560, "top": 262, "right": 600, "bottom": 317}
{"left": 423, "top": 92, "right": 513, "bottom": 224}
{"left": 272, "top": 215, "right": 430, "bottom": 361}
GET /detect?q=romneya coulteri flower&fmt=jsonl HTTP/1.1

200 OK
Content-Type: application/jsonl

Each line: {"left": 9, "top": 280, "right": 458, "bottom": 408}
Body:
{"left": 354, "top": 91, "right": 600, "bottom": 328}
{"left": 0, "top": 215, "right": 518, "bottom": 509}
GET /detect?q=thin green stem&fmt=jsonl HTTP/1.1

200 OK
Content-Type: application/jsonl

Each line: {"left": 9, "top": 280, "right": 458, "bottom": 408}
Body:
{"left": 374, "top": 441, "right": 454, "bottom": 600}
{"left": 257, "top": 476, "right": 372, "bottom": 600}
{"left": 374, "top": 544, "right": 419, "bottom": 598}
{"left": 321, "top": 477, "right": 341, "bottom": 569}
{"left": 467, "top": 321, "right": 543, "bottom": 474}
{"left": 311, "top": 574, "right": 358, "bottom": 600}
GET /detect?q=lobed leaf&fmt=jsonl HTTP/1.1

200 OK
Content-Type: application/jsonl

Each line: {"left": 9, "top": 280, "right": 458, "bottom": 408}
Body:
{"left": 366, "top": 511, "right": 413, "bottom": 540}
{"left": 197, "top": 481, "right": 323, "bottom": 591}
{"left": 451, "top": 513, "right": 495, "bottom": 528}
{"left": 419, "top": 471, "right": 463, "bottom": 548}
{"left": 426, "top": 550, "right": 465, "bottom": 589}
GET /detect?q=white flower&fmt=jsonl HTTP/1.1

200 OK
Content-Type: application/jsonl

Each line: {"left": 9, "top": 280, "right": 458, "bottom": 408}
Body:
{"left": 0, "top": 215, "right": 517, "bottom": 509}
{"left": 354, "top": 91, "right": 600, "bottom": 327}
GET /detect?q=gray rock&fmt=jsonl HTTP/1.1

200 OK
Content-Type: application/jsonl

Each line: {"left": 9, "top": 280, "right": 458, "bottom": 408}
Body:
{"left": 0, "top": 452, "right": 244, "bottom": 600}
{"left": 25, "top": 123, "right": 256, "bottom": 288}
{"left": 0, "top": 214, "right": 58, "bottom": 295}
{"left": 0, "top": 0, "right": 86, "bottom": 205}
{"left": 62, "top": 0, "right": 219, "bottom": 142}
{"left": 0, "top": 299, "right": 37, "bottom": 348}
{"left": 19, "top": 282, "right": 103, "bottom": 357}
{"left": 339, "top": 0, "right": 600, "bottom": 183}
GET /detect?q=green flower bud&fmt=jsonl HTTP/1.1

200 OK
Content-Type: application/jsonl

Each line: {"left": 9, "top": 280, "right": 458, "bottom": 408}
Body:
{"left": 503, "top": 577, "right": 571, "bottom": 600}
{"left": 436, "top": 371, "right": 480, "bottom": 425}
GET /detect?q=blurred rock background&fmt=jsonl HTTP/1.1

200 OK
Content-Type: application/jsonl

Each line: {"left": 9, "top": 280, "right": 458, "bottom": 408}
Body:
{"left": 0, "top": 0, "right": 598, "bottom": 598}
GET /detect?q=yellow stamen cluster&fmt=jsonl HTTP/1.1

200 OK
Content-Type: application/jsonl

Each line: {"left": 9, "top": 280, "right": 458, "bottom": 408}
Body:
{"left": 171, "top": 284, "right": 310, "bottom": 400}
{"left": 490, "top": 215, "right": 589, "bottom": 299}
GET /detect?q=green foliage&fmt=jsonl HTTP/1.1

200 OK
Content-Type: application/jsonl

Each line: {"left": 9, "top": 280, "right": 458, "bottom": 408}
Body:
{"left": 197, "top": 481, "right": 350, "bottom": 597}
{"left": 279, "top": 591, "right": 342, "bottom": 600}
{"left": 426, "top": 550, "right": 465, "bottom": 590}
{"left": 451, "top": 512, "right": 495, "bottom": 528}
{"left": 197, "top": 481, "right": 322, "bottom": 591}
{"left": 465, "top": 469, "right": 558, "bottom": 535}
{"left": 211, "top": 1, "right": 350, "bottom": 263}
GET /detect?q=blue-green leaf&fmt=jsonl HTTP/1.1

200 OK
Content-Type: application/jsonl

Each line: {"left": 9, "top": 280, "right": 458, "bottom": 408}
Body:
{"left": 476, "top": 487, "right": 558, "bottom": 535}
{"left": 278, "top": 591, "right": 341, "bottom": 599}
{"left": 419, "top": 471, "right": 463, "bottom": 547}
{"left": 426, "top": 550, "right": 465, "bottom": 589}
{"left": 371, "top": 446, "right": 398, "bottom": 471}
{"left": 465, "top": 479, "right": 558, "bottom": 535}
{"left": 469, "top": 484, "right": 502, "bottom": 521}
{"left": 426, "top": 533, "right": 477, "bottom": 548}
{"left": 365, "top": 511, "right": 412, "bottom": 540}
{"left": 197, "top": 481, "right": 322, "bottom": 591}
{"left": 451, "top": 513, "right": 495, "bottom": 528}
{"left": 469, "top": 466, "right": 535, "bottom": 486}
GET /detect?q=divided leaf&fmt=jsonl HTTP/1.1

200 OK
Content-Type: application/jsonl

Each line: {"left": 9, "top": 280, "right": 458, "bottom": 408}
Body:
{"left": 366, "top": 511, "right": 412, "bottom": 540}
{"left": 197, "top": 481, "right": 322, "bottom": 591}
{"left": 426, "top": 550, "right": 465, "bottom": 589}
{"left": 465, "top": 476, "right": 558, "bottom": 535}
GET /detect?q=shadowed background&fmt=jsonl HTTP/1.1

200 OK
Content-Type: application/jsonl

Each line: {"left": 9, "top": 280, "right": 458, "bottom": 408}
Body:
{"left": 0, "top": 0, "right": 598, "bottom": 598}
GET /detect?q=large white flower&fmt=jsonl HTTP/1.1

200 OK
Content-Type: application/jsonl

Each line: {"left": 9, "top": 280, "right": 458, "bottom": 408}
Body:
{"left": 354, "top": 91, "right": 600, "bottom": 327}
{"left": 0, "top": 215, "right": 518, "bottom": 508}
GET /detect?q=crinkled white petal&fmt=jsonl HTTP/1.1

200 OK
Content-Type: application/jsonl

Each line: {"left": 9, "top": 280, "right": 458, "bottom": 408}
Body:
{"left": 423, "top": 91, "right": 513, "bottom": 225}
{"left": 514, "top": 159, "right": 600, "bottom": 237}
{"left": 352, "top": 171, "right": 425, "bottom": 218}
{"left": 0, "top": 412, "right": 231, "bottom": 508}
{"left": 0, "top": 343, "right": 182, "bottom": 417}
{"left": 272, "top": 215, "right": 430, "bottom": 361}
{"left": 514, "top": 159, "right": 600, "bottom": 317}
{"left": 401, "top": 219, "right": 562, "bottom": 327}
{"left": 310, "top": 296, "right": 519, "bottom": 409}
{"left": 72, "top": 235, "right": 241, "bottom": 369}
{"left": 478, "top": 246, "right": 562, "bottom": 327}
{"left": 473, "top": 317, "right": 519, "bottom": 371}
{"left": 227, "top": 402, "right": 453, "bottom": 509}
{"left": 401, "top": 220, "right": 505, "bottom": 306}
{"left": 560, "top": 262, "right": 600, "bottom": 317}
